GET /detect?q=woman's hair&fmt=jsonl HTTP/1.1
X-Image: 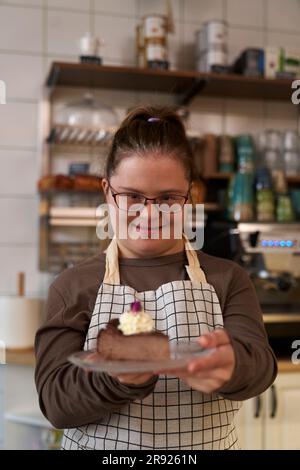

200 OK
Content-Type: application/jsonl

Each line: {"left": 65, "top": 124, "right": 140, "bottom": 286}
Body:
{"left": 105, "top": 106, "right": 195, "bottom": 182}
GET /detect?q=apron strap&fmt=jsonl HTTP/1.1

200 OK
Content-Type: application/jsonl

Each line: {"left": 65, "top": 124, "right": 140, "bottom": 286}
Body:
{"left": 183, "top": 233, "right": 207, "bottom": 284}
{"left": 103, "top": 234, "right": 207, "bottom": 285}
{"left": 103, "top": 236, "right": 120, "bottom": 284}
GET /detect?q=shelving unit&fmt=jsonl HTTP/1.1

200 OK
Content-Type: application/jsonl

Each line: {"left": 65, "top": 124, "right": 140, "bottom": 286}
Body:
{"left": 39, "top": 62, "right": 300, "bottom": 273}
{"left": 47, "top": 62, "right": 294, "bottom": 104}
{"left": 204, "top": 172, "right": 300, "bottom": 184}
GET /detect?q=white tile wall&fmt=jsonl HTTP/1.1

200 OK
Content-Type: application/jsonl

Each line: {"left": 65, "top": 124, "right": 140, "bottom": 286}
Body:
{"left": 138, "top": 0, "right": 181, "bottom": 21}
{"left": 266, "top": 30, "right": 300, "bottom": 48}
{"left": 0, "top": 102, "right": 38, "bottom": 148}
{"left": 226, "top": 0, "right": 265, "bottom": 28}
{"left": 183, "top": 0, "right": 224, "bottom": 24}
{"left": 0, "top": 149, "right": 38, "bottom": 195}
{"left": 0, "top": 5, "right": 43, "bottom": 53}
{"left": 0, "top": 0, "right": 43, "bottom": 6}
{"left": 0, "top": 197, "right": 38, "bottom": 245}
{"left": 96, "top": 0, "right": 137, "bottom": 17}
{"left": 227, "top": 26, "right": 265, "bottom": 63}
{"left": 94, "top": 13, "right": 136, "bottom": 64}
{"left": 47, "top": 0, "right": 91, "bottom": 12}
{"left": 266, "top": 0, "right": 300, "bottom": 32}
{"left": 264, "top": 100, "right": 299, "bottom": 130}
{"left": 0, "top": 0, "right": 299, "bottom": 296}
{"left": 224, "top": 98, "right": 265, "bottom": 134}
{"left": 47, "top": 10, "right": 90, "bottom": 56}
{"left": 0, "top": 245, "right": 52, "bottom": 296}
{"left": 0, "top": 53, "right": 43, "bottom": 100}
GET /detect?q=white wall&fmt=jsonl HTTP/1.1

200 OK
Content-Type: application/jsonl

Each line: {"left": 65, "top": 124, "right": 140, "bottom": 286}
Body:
{"left": 0, "top": 0, "right": 299, "bottom": 297}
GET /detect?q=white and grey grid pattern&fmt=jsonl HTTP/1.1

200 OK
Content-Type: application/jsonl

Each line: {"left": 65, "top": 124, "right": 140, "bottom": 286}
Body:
{"left": 62, "top": 280, "right": 241, "bottom": 450}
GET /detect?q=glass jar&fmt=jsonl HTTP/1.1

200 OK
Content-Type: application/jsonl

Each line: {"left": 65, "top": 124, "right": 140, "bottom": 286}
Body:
{"left": 276, "top": 193, "right": 295, "bottom": 222}
{"left": 235, "top": 135, "right": 255, "bottom": 173}
{"left": 230, "top": 172, "right": 254, "bottom": 221}
{"left": 255, "top": 167, "right": 275, "bottom": 221}
{"left": 284, "top": 150, "right": 300, "bottom": 176}
{"left": 218, "top": 135, "right": 235, "bottom": 172}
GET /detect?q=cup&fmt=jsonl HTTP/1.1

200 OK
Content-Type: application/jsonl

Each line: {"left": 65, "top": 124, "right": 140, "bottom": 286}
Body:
{"left": 79, "top": 33, "right": 100, "bottom": 56}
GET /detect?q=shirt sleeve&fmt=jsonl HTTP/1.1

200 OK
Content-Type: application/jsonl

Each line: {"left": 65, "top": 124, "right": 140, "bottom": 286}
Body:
{"left": 217, "top": 263, "right": 278, "bottom": 400}
{"left": 34, "top": 284, "right": 158, "bottom": 429}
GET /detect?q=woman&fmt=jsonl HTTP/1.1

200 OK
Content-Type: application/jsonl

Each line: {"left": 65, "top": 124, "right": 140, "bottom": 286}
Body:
{"left": 35, "top": 106, "right": 277, "bottom": 450}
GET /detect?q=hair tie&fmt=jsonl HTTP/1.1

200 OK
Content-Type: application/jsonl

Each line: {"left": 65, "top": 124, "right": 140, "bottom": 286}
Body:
{"left": 147, "top": 117, "right": 160, "bottom": 123}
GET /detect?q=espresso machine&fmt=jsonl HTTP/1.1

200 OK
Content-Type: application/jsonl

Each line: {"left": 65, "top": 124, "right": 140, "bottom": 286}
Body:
{"left": 203, "top": 221, "right": 300, "bottom": 358}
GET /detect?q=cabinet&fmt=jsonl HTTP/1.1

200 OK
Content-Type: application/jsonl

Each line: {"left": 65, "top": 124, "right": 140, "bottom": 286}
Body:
{"left": 235, "top": 372, "right": 300, "bottom": 450}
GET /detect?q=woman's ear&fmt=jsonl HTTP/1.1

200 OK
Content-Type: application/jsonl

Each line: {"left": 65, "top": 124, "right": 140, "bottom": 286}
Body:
{"left": 102, "top": 178, "right": 109, "bottom": 197}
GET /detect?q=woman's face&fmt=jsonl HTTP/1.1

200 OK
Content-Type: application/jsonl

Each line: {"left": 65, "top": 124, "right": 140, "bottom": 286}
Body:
{"left": 102, "top": 153, "right": 190, "bottom": 258}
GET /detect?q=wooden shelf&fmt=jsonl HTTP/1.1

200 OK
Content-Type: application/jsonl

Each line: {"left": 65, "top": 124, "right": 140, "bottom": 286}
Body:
{"left": 204, "top": 172, "right": 234, "bottom": 180}
{"left": 39, "top": 189, "right": 102, "bottom": 196}
{"left": 204, "top": 173, "right": 300, "bottom": 183}
{"left": 204, "top": 203, "right": 222, "bottom": 211}
{"left": 278, "top": 359, "right": 300, "bottom": 373}
{"left": 46, "top": 62, "right": 294, "bottom": 104}
{"left": 286, "top": 175, "right": 300, "bottom": 184}
{"left": 6, "top": 349, "right": 35, "bottom": 367}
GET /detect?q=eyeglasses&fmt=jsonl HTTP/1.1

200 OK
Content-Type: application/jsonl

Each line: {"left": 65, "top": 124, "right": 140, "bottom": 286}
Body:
{"left": 108, "top": 182, "right": 189, "bottom": 213}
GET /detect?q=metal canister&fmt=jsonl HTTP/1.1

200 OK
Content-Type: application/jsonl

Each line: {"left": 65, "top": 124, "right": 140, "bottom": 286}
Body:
{"left": 195, "top": 20, "right": 228, "bottom": 71}
{"left": 145, "top": 38, "right": 169, "bottom": 69}
{"left": 195, "top": 28, "right": 207, "bottom": 56}
{"left": 196, "top": 49, "right": 227, "bottom": 72}
{"left": 136, "top": 23, "right": 145, "bottom": 67}
{"left": 143, "top": 14, "right": 167, "bottom": 40}
{"left": 203, "top": 20, "right": 227, "bottom": 50}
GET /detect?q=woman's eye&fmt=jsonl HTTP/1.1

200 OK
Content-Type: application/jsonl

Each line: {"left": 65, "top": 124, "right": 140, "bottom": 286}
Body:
{"left": 126, "top": 194, "right": 144, "bottom": 203}
{"left": 159, "top": 196, "right": 175, "bottom": 203}
{"left": 128, "top": 194, "right": 141, "bottom": 200}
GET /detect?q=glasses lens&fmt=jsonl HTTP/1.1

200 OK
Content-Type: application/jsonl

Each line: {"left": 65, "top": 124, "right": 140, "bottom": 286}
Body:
{"left": 116, "top": 194, "right": 145, "bottom": 212}
{"left": 157, "top": 196, "right": 186, "bottom": 213}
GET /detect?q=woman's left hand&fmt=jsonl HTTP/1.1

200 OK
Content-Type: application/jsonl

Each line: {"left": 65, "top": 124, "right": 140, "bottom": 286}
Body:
{"left": 155, "top": 329, "right": 235, "bottom": 394}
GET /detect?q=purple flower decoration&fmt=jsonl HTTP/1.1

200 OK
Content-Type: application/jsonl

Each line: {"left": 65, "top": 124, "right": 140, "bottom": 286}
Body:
{"left": 130, "top": 300, "right": 142, "bottom": 314}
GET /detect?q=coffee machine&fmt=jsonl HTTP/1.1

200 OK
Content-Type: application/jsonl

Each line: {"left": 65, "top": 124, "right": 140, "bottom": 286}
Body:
{"left": 203, "top": 221, "right": 300, "bottom": 358}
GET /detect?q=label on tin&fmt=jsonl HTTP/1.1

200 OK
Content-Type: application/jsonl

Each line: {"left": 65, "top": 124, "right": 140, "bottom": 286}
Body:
{"left": 144, "top": 15, "right": 166, "bottom": 39}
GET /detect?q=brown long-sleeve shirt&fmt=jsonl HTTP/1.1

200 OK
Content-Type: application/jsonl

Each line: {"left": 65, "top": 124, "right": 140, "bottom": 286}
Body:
{"left": 35, "top": 250, "right": 277, "bottom": 429}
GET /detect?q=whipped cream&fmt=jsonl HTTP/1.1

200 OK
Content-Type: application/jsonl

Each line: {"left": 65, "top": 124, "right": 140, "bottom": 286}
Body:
{"left": 118, "top": 300, "right": 154, "bottom": 335}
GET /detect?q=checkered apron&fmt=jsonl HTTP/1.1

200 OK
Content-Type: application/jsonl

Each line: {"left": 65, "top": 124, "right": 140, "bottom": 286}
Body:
{"left": 62, "top": 236, "right": 241, "bottom": 450}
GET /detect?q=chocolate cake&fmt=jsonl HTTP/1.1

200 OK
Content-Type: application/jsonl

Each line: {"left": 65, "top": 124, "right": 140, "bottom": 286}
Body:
{"left": 97, "top": 302, "right": 170, "bottom": 362}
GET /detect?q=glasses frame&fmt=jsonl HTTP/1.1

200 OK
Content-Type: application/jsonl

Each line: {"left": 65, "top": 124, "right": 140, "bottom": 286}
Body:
{"left": 107, "top": 182, "right": 190, "bottom": 213}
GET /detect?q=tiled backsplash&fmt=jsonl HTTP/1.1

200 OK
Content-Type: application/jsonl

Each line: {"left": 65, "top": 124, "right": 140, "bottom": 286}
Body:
{"left": 0, "top": 0, "right": 299, "bottom": 296}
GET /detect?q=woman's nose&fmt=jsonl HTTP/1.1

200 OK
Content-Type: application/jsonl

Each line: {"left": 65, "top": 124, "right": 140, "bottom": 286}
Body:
{"left": 141, "top": 200, "right": 160, "bottom": 221}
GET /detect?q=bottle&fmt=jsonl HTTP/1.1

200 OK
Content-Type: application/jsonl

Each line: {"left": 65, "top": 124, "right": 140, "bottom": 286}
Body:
{"left": 276, "top": 193, "right": 295, "bottom": 222}
{"left": 235, "top": 135, "right": 255, "bottom": 173}
{"left": 255, "top": 167, "right": 275, "bottom": 222}
{"left": 218, "top": 135, "right": 234, "bottom": 172}
{"left": 230, "top": 172, "right": 254, "bottom": 222}
{"left": 283, "top": 130, "right": 300, "bottom": 176}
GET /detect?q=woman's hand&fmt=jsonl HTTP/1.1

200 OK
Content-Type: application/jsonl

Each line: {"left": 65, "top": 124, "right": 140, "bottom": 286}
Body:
{"left": 111, "top": 372, "right": 155, "bottom": 386}
{"left": 155, "top": 329, "right": 235, "bottom": 394}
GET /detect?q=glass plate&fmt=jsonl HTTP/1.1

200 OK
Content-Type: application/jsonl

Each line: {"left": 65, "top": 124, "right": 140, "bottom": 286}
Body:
{"left": 68, "top": 342, "right": 216, "bottom": 374}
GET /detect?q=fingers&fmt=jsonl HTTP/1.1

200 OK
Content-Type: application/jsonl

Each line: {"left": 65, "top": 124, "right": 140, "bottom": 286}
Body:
{"left": 188, "top": 344, "right": 234, "bottom": 373}
{"left": 198, "top": 329, "right": 230, "bottom": 349}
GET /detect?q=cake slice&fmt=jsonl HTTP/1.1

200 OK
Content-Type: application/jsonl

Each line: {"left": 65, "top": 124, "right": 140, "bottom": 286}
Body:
{"left": 97, "top": 301, "right": 170, "bottom": 361}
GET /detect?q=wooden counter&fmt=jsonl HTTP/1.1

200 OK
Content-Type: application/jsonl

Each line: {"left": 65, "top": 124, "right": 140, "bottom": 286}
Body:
{"left": 277, "top": 359, "right": 300, "bottom": 373}
{"left": 6, "top": 348, "right": 35, "bottom": 367}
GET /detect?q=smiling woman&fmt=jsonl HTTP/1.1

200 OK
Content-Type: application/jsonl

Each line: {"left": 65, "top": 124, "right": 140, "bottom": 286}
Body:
{"left": 0, "top": 80, "right": 6, "bottom": 104}
{"left": 35, "top": 106, "right": 277, "bottom": 451}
